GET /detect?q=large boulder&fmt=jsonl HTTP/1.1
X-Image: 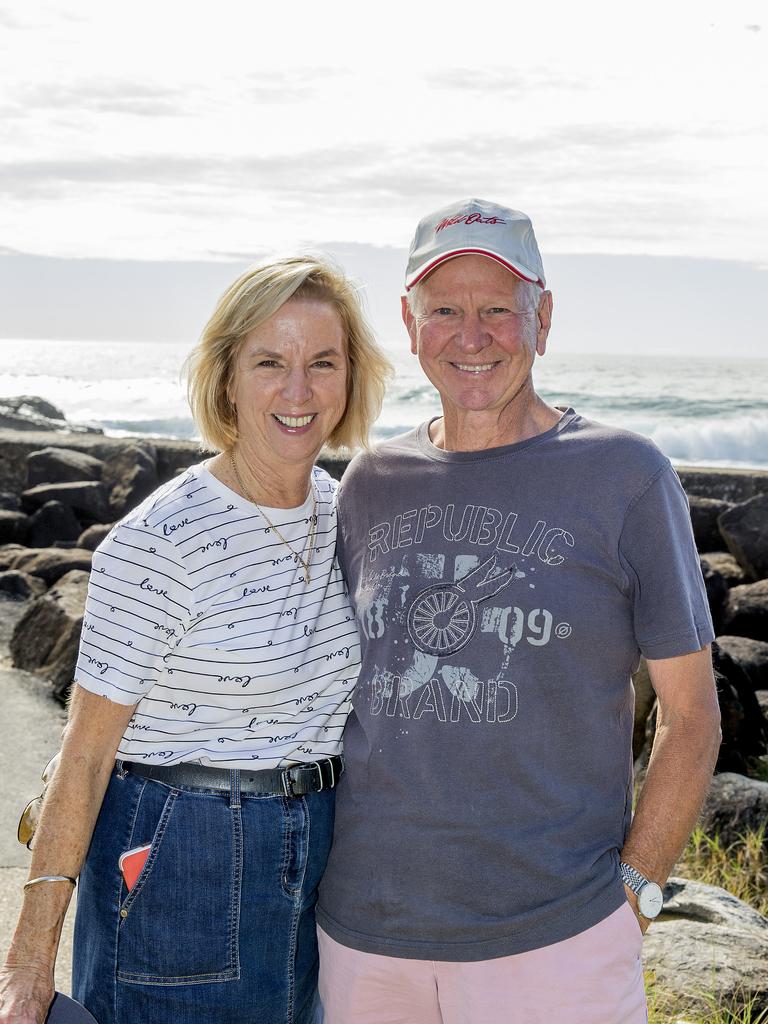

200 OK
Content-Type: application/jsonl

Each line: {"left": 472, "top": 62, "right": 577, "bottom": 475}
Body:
{"left": 0, "top": 510, "right": 30, "bottom": 544}
{"left": 688, "top": 495, "right": 732, "bottom": 552}
{"left": 721, "top": 579, "right": 768, "bottom": 639}
{"left": 10, "top": 569, "right": 89, "bottom": 702}
{"left": 0, "top": 396, "right": 101, "bottom": 434}
{"left": 5, "top": 546, "right": 92, "bottom": 586}
{"left": 643, "top": 877, "right": 768, "bottom": 1015}
{"left": 102, "top": 443, "right": 158, "bottom": 518}
{"left": 27, "top": 446, "right": 104, "bottom": 487}
{"left": 0, "top": 570, "right": 47, "bottom": 601}
{"left": 0, "top": 491, "right": 20, "bottom": 511}
{"left": 27, "top": 500, "right": 82, "bottom": 548}
{"left": 699, "top": 557, "right": 727, "bottom": 632}
{"left": 0, "top": 544, "right": 28, "bottom": 570}
{"left": 20, "top": 481, "right": 109, "bottom": 523}
{"left": 3, "top": 396, "right": 66, "bottom": 421}
{"left": 631, "top": 659, "right": 656, "bottom": 762}
{"left": 699, "top": 551, "right": 746, "bottom": 589}
{"left": 76, "top": 523, "right": 114, "bottom": 551}
{"left": 699, "top": 772, "right": 768, "bottom": 848}
{"left": 712, "top": 642, "right": 768, "bottom": 770}
{"left": 716, "top": 635, "right": 768, "bottom": 692}
{"left": 718, "top": 494, "right": 768, "bottom": 582}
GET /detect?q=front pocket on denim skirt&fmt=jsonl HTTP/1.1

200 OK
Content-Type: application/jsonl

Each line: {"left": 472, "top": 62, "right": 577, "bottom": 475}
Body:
{"left": 116, "top": 787, "right": 243, "bottom": 985}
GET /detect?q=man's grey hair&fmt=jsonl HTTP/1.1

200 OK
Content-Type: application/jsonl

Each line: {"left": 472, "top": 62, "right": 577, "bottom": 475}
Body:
{"left": 406, "top": 276, "right": 543, "bottom": 316}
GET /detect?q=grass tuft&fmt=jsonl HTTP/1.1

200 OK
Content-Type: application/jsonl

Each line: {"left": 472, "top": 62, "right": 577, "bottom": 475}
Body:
{"left": 676, "top": 824, "right": 767, "bottom": 917}
{"left": 643, "top": 824, "right": 768, "bottom": 1023}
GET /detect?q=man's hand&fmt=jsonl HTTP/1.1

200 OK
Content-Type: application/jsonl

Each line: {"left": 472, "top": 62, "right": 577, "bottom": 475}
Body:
{"left": 623, "top": 884, "right": 651, "bottom": 934}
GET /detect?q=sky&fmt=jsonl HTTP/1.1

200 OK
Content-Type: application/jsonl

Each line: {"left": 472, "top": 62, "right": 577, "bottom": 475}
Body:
{"left": 0, "top": 0, "right": 766, "bottom": 356}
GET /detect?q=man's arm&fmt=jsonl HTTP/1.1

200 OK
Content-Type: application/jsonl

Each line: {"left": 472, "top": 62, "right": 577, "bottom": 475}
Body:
{"left": 620, "top": 645, "right": 721, "bottom": 931}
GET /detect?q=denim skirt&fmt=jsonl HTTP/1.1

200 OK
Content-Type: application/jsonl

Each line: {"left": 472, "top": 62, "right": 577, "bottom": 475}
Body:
{"left": 72, "top": 764, "right": 335, "bottom": 1024}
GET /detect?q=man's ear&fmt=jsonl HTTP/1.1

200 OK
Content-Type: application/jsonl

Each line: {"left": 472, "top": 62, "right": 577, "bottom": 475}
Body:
{"left": 401, "top": 294, "right": 418, "bottom": 355}
{"left": 536, "top": 290, "right": 553, "bottom": 356}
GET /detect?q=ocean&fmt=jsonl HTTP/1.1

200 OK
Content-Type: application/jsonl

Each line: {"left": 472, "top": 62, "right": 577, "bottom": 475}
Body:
{"left": 1, "top": 338, "right": 767, "bottom": 469}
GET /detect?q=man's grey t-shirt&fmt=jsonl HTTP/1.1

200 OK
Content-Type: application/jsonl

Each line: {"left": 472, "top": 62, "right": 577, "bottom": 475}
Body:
{"left": 317, "top": 409, "right": 714, "bottom": 960}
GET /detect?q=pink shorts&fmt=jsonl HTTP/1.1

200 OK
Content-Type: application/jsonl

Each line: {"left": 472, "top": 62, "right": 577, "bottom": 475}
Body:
{"left": 318, "top": 902, "right": 646, "bottom": 1024}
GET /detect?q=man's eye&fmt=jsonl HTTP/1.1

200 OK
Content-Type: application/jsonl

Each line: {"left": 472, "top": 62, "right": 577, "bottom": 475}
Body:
{"left": 488, "top": 307, "right": 510, "bottom": 314}
{"left": 435, "top": 307, "right": 455, "bottom": 315}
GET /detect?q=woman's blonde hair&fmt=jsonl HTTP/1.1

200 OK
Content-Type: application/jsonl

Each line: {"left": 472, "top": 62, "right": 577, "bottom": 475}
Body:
{"left": 186, "top": 255, "right": 392, "bottom": 453}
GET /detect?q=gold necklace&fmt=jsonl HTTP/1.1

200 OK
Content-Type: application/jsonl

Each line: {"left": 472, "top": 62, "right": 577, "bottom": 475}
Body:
{"left": 229, "top": 451, "right": 318, "bottom": 583}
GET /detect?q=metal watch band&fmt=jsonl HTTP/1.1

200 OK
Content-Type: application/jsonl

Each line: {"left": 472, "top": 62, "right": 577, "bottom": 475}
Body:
{"left": 619, "top": 861, "right": 648, "bottom": 894}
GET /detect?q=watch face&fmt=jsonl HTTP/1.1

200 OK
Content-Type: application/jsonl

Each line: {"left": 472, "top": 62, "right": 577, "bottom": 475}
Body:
{"left": 638, "top": 882, "right": 664, "bottom": 919}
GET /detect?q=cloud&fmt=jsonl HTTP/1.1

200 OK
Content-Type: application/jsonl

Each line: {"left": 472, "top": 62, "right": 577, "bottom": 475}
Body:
{"left": 425, "top": 68, "right": 590, "bottom": 95}
{"left": 0, "top": 6, "right": 26, "bottom": 28}
{"left": 13, "top": 79, "right": 184, "bottom": 117}
{"left": 745, "top": 23, "right": 762, "bottom": 32}
{"left": 0, "top": 121, "right": 716, "bottom": 205}
{"left": 244, "top": 68, "right": 345, "bottom": 102}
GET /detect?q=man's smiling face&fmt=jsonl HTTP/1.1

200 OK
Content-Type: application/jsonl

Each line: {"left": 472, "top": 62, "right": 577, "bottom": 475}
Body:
{"left": 402, "top": 255, "right": 551, "bottom": 422}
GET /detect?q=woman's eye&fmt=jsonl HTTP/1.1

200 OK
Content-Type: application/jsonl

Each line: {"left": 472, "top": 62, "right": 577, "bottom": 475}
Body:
{"left": 313, "top": 360, "right": 334, "bottom": 369}
{"left": 257, "top": 359, "right": 279, "bottom": 367}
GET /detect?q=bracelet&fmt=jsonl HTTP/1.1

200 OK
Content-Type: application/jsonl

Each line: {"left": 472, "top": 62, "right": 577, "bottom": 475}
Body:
{"left": 23, "top": 875, "right": 77, "bottom": 891}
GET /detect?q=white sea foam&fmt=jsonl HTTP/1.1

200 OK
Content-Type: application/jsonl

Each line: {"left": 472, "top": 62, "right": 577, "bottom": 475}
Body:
{"left": 1, "top": 339, "right": 766, "bottom": 468}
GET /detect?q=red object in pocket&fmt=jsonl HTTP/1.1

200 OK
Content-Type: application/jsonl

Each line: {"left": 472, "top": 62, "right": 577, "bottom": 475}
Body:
{"left": 119, "top": 843, "right": 151, "bottom": 891}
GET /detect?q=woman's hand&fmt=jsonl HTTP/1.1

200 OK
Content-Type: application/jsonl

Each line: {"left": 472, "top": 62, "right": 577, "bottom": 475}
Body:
{"left": 0, "top": 964, "right": 54, "bottom": 1024}
{"left": 1, "top": 686, "right": 138, "bottom": 1018}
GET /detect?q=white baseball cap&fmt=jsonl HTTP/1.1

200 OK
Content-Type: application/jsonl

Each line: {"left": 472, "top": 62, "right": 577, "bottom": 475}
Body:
{"left": 405, "top": 198, "right": 546, "bottom": 291}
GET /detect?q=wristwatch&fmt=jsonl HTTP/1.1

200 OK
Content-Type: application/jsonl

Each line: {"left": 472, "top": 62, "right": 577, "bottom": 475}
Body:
{"left": 620, "top": 862, "right": 664, "bottom": 920}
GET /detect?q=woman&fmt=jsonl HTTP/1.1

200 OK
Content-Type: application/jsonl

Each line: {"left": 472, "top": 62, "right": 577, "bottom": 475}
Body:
{"left": 0, "top": 256, "right": 391, "bottom": 1024}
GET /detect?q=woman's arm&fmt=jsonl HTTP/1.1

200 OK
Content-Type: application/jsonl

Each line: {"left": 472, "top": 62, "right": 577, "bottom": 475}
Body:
{"left": 0, "top": 685, "right": 137, "bottom": 1024}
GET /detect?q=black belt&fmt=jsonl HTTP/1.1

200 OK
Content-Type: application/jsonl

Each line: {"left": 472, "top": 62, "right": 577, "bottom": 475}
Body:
{"left": 122, "top": 756, "right": 344, "bottom": 798}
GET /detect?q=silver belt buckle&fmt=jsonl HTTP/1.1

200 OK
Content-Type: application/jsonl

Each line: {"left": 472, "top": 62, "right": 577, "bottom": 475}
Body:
{"left": 281, "top": 769, "right": 295, "bottom": 798}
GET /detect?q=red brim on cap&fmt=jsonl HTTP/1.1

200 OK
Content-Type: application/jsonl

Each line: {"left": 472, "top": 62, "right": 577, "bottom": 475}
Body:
{"left": 405, "top": 249, "right": 544, "bottom": 291}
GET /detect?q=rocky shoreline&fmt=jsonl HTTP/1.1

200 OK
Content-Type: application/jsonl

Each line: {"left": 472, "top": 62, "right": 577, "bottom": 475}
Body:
{"left": 1, "top": 400, "right": 768, "bottom": 1013}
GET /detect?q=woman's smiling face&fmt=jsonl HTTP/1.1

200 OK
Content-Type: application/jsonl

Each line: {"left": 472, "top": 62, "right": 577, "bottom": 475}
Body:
{"left": 229, "top": 296, "right": 348, "bottom": 469}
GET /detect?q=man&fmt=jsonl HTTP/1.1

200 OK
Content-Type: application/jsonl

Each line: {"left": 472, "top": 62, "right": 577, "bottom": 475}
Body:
{"left": 316, "top": 199, "right": 721, "bottom": 1023}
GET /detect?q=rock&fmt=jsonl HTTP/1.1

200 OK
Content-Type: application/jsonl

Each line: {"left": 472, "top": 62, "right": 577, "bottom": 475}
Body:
{"left": 699, "top": 558, "right": 727, "bottom": 632}
{"left": 0, "top": 491, "right": 20, "bottom": 511}
{"left": 631, "top": 659, "right": 655, "bottom": 762}
{"left": 0, "top": 570, "right": 47, "bottom": 600}
{"left": 0, "top": 543, "right": 28, "bottom": 570}
{"left": 712, "top": 642, "right": 768, "bottom": 771}
{"left": 0, "top": 509, "right": 30, "bottom": 544}
{"left": 716, "top": 635, "right": 768, "bottom": 691}
{"left": 27, "top": 446, "right": 104, "bottom": 487}
{"left": 3, "top": 396, "right": 67, "bottom": 421}
{"left": 20, "top": 481, "right": 109, "bottom": 523}
{"left": 689, "top": 495, "right": 732, "bottom": 552}
{"left": 699, "top": 773, "right": 768, "bottom": 847}
{"left": 10, "top": 569, "right": 89, "bottom": 703}
{"left": 721, "top": 579, "right": 768, "bottom": 639}
{"left": 5, "top": 547, "right": 92, "bottom": 586}
{"left": 76, "top": 523, "right": 114, "bottom": 551}
{"left": 756, "top": 691, "right": 768, "bottom": 715}
{"left": 718, "top": 494, "right": 768, "bottom": 582}
{"left": 699, "top": 552, "right": 746, "bottom": 589}
{"left": 643, "top": 877, "right": 768, "bottom": 1015}
{"left": 102, "top": 443, "right": 158, "bottom": 517}
{"left": 0, "top": 396, "right": 101, "bottom": 434}
{"left": 679, "top": 467, "right": 768, "bottom": 505}
{"left": 27, "top": 500, "right": 82, "bottom": 547}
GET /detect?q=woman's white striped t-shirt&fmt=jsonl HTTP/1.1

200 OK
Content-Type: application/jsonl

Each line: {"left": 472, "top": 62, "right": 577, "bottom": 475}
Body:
{"left": 74, "top": 462, "right": 360, "bottom": 769}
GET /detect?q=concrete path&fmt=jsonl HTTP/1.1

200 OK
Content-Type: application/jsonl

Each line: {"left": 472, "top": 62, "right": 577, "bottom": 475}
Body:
{"left": 0, "top": 598, "right": 74, "bottom": 994}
